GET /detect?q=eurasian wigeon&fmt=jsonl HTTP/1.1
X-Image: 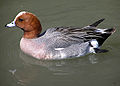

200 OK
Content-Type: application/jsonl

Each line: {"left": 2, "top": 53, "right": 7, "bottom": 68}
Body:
{"left": 5, "top": 11, "right": 115, "bottom": 60}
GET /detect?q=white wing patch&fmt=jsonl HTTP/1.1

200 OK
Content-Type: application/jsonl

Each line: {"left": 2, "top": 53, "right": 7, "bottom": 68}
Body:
{"left": 54, "top": 48, "right": 64, "bottom": 51}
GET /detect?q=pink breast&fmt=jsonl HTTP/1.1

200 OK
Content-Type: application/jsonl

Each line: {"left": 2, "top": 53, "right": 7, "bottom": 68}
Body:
{"left": 20, "top": 38, "right": 46, "bottom": 59}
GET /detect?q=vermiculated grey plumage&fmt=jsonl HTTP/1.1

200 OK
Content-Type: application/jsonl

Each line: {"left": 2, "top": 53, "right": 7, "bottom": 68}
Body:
{"left": 32, "top": 19, "right": 115, "bottom": 59}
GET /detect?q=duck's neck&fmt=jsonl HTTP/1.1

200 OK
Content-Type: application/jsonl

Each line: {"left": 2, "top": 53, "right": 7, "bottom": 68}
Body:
{"left": 23, "top": 30, "right": 40, "bottom": 39}
{"left": 23, "top": 26, "right": 42, "bottom": 39}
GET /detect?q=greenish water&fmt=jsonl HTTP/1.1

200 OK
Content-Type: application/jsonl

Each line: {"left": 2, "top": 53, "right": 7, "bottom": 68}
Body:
{"left": 0, "top": 0, "right": 120, "bottom": 86}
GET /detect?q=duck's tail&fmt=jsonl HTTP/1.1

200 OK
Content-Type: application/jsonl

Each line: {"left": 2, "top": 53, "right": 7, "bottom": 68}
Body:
{"left": 88, "top": 19, "right": 116, "bottom": 53}
{"left": 88, "top": 18, "right": 116, "bottom": 46}
{"left": 89, "top": 27, "right": 115, "bottom": 53}
{"left": 95, "top": 27, "right": 116, "bottom": 46}
{"left": 90, "top": 18, "right": 105, "bottom": 27}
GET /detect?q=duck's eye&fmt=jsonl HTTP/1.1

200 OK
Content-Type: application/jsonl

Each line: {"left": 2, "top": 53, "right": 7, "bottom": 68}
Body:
{"left": 19, "top": 18, "right": 24, "bottom": 22}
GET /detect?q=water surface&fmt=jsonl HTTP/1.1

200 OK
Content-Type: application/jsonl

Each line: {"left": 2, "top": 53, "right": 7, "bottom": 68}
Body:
{"left": 0, "top": 0, "right": 120, "bottom": 86}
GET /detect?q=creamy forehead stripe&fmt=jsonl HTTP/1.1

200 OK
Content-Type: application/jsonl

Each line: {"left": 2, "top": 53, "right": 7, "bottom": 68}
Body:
{"left": 14, "top": 11, "right": 27, "bottom": 21}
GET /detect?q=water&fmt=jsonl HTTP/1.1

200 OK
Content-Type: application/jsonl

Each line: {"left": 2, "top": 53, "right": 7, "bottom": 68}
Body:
{"left": 0, "top": 0, "right": 120, "bottom": 86}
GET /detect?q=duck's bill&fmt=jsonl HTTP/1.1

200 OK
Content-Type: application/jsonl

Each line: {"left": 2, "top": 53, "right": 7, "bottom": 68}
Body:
{"left": 5, "top": 21, "right": 16, "bottom": 27}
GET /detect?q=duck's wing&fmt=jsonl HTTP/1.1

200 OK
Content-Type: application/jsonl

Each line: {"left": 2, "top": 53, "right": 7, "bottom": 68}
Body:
{"left": 44, "top": 19, "right": 115, "bottom": 48}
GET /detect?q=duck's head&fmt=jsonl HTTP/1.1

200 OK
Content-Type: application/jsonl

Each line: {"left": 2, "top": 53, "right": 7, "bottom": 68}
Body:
{"left": 5, "top": 11, "right": 42, "bottom": 39}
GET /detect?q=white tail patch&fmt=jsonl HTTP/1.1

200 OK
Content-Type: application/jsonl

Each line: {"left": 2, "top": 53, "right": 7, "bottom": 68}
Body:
{"left": 90, "top": 39, "right": 99, "bottom": 48}
{"left": 89, "top": 39, "right": 99, "bottom": 53}
{"left": 89, "top": 47, "right": 96, "bottom": 53}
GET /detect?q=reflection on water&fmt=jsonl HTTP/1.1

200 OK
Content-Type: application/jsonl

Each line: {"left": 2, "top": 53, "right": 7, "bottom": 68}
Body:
{"left": 89, "top": 54, "right": 98, "bottom": 64}
{"left": 19, "top": 51, "right": 98, "bottom": 73}
{"left": 6, "top": 49, "right": 118, "bottom": 86}
{"left": 11, "top": 51, "right": 100, "bottom": 85}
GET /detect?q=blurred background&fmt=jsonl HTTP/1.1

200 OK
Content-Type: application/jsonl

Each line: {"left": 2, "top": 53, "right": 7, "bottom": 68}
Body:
{"left": 0, "top": 0, "right": 120, "bottom": 86}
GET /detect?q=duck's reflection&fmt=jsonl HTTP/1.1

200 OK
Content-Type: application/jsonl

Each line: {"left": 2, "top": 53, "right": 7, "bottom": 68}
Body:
{"left": 11, "top": 51, "right": 99, "bottom": 85}
{"left": 19, "top": 51, "right": 98, "bottom": 71}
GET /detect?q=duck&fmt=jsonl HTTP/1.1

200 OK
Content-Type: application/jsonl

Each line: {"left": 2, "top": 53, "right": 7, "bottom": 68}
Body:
{"left": 5, "top": 11, "right": 115, "bottom": 60}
